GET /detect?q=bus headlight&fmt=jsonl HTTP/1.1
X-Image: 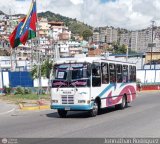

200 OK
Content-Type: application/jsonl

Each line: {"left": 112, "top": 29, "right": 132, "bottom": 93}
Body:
{"left": 78, "top": 100, "right": 86, "bottom": 103}
{"left": 52, "top": 100, "right": 58, "bottom": 103}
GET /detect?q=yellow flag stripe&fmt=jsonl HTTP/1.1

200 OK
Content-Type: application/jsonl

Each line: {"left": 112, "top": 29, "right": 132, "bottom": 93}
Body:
{"left": 20, "top": 1, "right": 34, "bottom": 34}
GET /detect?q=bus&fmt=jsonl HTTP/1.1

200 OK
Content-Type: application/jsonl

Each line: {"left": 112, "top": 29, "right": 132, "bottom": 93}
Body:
{"left": 50, "top": 57, "right": 136, "bottom": 117}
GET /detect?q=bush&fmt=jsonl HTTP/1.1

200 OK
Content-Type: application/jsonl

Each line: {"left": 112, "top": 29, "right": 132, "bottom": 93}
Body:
{"left": 24, "top": 88, "right": 32, "bottom": 94}
{"left": 15, "top": 87, "right": 24, "bottom": 95}
{"left": 3, "top": 86, "right": 12, "bottom": 94}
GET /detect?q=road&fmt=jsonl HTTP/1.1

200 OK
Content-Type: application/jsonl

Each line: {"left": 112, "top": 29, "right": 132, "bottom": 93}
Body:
{"left": 0, "top": 92, "right": 160, "bottom": 139}
{"left": 0, "top": 100, "right": 16, "bottom": 115}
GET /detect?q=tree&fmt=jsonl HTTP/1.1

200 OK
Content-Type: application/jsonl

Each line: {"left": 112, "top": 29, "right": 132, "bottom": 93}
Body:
{"left": 31, "top": 59, "right": 53, "bottom": 79}
{"left": 82, "top": 29, "right": 93, "bottom": 41}
{"left": 112, "top": 43, "right": 127, "bottom": 54}
{"left": 31, "top": 59, "right": 54, "bottom": 94}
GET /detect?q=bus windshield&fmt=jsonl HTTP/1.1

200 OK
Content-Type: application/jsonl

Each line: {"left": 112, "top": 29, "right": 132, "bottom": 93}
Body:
{"left": 52, "top": 63, "right": 91, "bottom": 88}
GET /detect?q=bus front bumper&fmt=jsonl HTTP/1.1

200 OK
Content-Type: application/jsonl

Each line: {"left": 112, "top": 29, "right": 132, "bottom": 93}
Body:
{"left": 50, "top": 104, "right": 93, "bottom": 111}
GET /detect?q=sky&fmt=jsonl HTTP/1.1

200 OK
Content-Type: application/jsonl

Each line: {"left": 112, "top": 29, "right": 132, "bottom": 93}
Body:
{"left": 0, "top": 0, "right": 160, "bottom": 30}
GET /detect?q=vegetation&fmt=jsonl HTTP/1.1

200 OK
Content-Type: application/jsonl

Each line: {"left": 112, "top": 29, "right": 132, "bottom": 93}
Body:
{"left": 30, "top": 59, "right": 53, "bottom": 94}
{"left": 112, "top": 42, "right": 127, "bottom": 54}
{"left": 38, "top": 11, "right": 93, "bottom": 37}
{"left": 0, "top": 94, "right": 50, "bottom": 103}
{"left": 31, "top": 59, "right": 53, "bottom": 79}
{"left": 3, "top": 86, "right": 12, "bottom": 94}
{"left": 14, "top": 87, "right": 32, "bottom": 95}
{"left": 0, "top": 86, "right": 50, "bottom": 103}
{"left": 82, "top": 29, "right": 93, "bottom": 41}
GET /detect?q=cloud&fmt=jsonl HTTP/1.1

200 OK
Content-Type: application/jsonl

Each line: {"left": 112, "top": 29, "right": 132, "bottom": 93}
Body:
{"left": 70, "top": 0, "right": 83, "bottom": 5}
{"left": 0, "top": 0, "right": 159, "bottom": 30}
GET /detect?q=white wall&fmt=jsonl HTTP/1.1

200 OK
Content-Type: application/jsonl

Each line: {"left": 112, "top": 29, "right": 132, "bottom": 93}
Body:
{"left": 137, "top": 70, "right": 160, "bottom": 83}
{"left": 145, "top": 70, "right": 156, "bottom": 83}
{"left": 2, "top": 72, "right": 9, "bottom": 87}
{"left": 0, "top": 72, "right": 3, "bottom": 89}
{"left": 34, "top": 77, "right": 49, "bottom": 87}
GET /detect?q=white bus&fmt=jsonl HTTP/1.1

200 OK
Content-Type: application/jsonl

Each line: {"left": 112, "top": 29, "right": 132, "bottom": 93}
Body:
{"left": 50, "top": 57, "right": 136, "bottom": 117}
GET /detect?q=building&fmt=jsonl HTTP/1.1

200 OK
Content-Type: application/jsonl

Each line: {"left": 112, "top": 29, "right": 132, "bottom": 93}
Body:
{"left": 49, "top": 21, "right": 71, "bottom": 41}
{"left": 106, "top": 27, "right": 118, "bottom": 44}
{"left": 88, "top": 48, "right": 102, "bottom": 57}
{"left": 145, "top": 52, "right": 160, "bottom": 64}
{"left": 120, "top": 33, "right": 131, "bottom": 49}
{"left": 96, "top": 27, "right": 118, "bottom": 44}
{"left": 93, "top": 32, "right": 100, "bottom": 43}
{"left": 38, "top": 18, "right": 50, "bottom": 37}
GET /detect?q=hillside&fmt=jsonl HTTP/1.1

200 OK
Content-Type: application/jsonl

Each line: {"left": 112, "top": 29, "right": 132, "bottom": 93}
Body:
{"left": 38, "top": 11, "right": 93, "bottom": 36}
{"left": 0, "top": 10, "right": 5, "bottom": 15}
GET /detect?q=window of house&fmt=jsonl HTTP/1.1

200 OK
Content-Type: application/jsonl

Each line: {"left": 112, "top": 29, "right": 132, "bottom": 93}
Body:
{"left": 101, "top": 63, "right": 109, "bottom": 84}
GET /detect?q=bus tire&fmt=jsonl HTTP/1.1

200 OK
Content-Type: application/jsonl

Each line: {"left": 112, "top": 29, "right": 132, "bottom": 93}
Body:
{"left": 115, "top": 95, "right": 127, "bottom": 110}
{"left": 58, "top": 110, "right": 67, "bottom": 118}
{"left": 89, "top": 101, "right": 98, "bottom": 117}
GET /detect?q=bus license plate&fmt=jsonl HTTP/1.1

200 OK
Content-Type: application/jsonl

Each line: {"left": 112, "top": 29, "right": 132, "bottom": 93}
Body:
{"left": 65, "top": 107, "right": 70, "bottom": 110}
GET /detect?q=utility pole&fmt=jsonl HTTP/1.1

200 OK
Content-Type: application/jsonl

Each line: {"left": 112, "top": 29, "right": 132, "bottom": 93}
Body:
{"left": 150, "top": 20, "right": 155, "bottom": 69}
{"left": 126, "top": 45, "right": 128, "bottom": 62}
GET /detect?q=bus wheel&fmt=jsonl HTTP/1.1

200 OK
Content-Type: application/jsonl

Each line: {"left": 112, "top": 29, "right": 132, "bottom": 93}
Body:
{"left": 89, "top": 101, "right": 98, "bottom": 117}
{"left": 115, "top": 95, "right": 127, "bottom": 110}
{"left": 58, "top": 110, "right": 67, "bottom": 118}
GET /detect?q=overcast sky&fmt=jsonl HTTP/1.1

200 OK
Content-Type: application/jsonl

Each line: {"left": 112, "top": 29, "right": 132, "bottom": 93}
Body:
{"left": 0, "top": 0, "right": 160, "bottom": 30}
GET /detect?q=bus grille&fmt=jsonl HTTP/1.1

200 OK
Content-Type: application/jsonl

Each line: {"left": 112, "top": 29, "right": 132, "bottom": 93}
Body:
{"left": 61, "top": 95, "right": 74, "bottom": 104}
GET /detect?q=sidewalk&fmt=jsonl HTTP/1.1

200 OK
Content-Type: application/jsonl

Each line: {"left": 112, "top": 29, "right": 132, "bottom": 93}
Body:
{"left": 19, "top": 99, "right": 50, "bottom": 111}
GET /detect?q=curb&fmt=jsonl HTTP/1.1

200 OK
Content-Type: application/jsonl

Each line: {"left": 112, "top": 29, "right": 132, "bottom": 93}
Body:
{"left": 19, "top": 103, "right": 50, "bottom": 111}
{"left": 137, "top": 90, "right": 160, "bottom": 93}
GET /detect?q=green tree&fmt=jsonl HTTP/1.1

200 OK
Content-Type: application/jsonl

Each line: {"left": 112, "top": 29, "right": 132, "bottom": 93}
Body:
{"left": 112, "top": 43, "right": 127, "bottom": 54}
{"left": 31, "top": 59, "right": 54, "bottom": 94}
{"left": 31, "top": 59, "right": 53, "bottom": 79}
{"left": 82, "top": 29, "right": 93, "bottom": 41}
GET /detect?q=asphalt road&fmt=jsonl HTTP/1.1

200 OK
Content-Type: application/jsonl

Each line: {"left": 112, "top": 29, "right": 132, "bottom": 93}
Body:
{"left": 0, "top": 92, "right": 160, "bottom": 139}
{"left": 0, "top": 100, "right": 16, "bottom": 115}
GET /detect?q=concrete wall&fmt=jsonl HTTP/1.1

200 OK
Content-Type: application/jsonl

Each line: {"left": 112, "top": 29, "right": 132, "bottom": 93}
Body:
{"left": 137, "top": 69, "right": 160, "bottom": 84}
{"left": 0, "top": 70, "right": 160, "bottom": 88}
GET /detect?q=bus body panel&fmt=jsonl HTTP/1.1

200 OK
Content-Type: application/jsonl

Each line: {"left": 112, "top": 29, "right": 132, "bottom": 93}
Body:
{"left": 91, "top": 83, "right": 136, "bottom": 108}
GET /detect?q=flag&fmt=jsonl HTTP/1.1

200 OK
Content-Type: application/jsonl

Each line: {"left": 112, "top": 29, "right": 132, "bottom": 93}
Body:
{"left": 9, "top": 18, "right": 26, "bottom": 48}
{"left": 20, "top": 0, "right": 37, "bottom": 45}
{"left": 9, "top": 0, "right": 37, "bottom": 48}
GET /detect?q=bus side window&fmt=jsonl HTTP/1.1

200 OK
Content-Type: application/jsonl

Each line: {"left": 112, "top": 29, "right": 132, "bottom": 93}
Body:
{"left": 117, "top": 64, "right": 122, "bottom": 83}
{"left": 133, "top": 66, "right": 136, "bottom": 82}
{"left": 92, "top": 62, "right": 101, "bottom": 87}
{"left": 109, "top": 63, "right": 116, "bottom": 83}
{"left": 122, "top": 65, "right": 128, "bottom": 83}
{"left": 129, "top": 66, "right": 136, "bottom": 82}
{"left": 101, "top": 63, "right": 109, "bottom": 84}
{"left": 129, "top": 65, "right": 132, "bottom": 82}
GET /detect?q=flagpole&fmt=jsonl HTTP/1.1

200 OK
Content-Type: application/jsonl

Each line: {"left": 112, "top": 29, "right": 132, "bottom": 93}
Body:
{"left": 9, "top": 8, "right": 13, "bottom": 71}
{"left": 35, "top": 0, "right": 42, "bottom": 98}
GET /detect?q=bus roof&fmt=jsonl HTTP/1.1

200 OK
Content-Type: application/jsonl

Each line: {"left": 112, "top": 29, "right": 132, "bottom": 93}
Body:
{"left": 54, "top": 57, "right": 136, "bottom": 65}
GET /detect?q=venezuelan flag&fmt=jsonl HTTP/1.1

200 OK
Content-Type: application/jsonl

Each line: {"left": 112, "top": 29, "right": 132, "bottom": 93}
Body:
{"left": 9, "top": 0, "right": 37, "bottom": 48}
